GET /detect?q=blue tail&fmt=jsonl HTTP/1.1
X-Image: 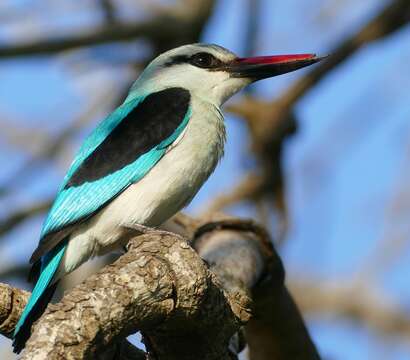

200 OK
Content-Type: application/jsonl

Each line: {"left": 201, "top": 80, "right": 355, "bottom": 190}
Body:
{"left": 13, "top": 240, "right": 67, "bottom": 353}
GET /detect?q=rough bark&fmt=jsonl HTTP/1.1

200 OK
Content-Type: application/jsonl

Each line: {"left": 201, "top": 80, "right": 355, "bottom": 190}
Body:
{"left": 0, "top": 283, "right": 29, "bottom": 339}
{"left": 0, "top": 215, "right": 320, "bottom": 359}
{"left": 188, "top": 216, "right": 320, "bottom": 360}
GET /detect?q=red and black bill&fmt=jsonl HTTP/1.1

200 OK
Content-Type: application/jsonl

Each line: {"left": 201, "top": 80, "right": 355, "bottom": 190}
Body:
{"left": 229, "top": 53, "right": 326, "bottom": 79}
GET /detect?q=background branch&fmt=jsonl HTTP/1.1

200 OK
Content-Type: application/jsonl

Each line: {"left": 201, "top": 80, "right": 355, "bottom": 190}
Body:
{"left": 0, "top": 0, "right": 215, "bottom": 58}
{"left": 215, "top": 0, "right": 410, "bottom": 224}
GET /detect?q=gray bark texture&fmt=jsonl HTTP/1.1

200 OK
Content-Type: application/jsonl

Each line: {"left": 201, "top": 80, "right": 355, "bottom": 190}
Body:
{"left": 0, "top": 214, "right": 320, "bottom": 359}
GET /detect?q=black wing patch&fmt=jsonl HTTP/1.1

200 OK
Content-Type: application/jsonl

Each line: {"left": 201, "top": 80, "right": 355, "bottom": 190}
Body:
{"left": 65, "top": 87, "right": 190, "bottom": 188}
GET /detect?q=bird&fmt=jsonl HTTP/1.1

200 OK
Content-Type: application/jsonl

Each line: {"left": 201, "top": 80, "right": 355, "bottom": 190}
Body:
{"left": 12, "top": 43, "right": 324, "bottom": 352}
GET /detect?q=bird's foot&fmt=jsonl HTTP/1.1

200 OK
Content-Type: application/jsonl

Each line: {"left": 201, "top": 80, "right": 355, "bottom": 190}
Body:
{"left": 122, "top": 223, "right": 179, "bottom": 238}
{"left": 121, "top": 223, "right": 184, "bottom": 252}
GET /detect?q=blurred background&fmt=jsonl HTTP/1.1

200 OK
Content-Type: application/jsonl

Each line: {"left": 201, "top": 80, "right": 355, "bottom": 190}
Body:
{"left": 1, "top": 0, "right": 410, "bottom": 358}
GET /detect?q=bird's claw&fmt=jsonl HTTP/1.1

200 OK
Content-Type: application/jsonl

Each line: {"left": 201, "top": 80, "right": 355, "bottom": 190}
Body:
{"left": 123, "top": 223, "right": 178, "bottom": 238}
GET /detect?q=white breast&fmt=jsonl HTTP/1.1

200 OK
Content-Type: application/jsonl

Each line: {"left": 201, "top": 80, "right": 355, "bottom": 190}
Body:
{"left": 106, "top": 97, "right": 226, "bottom": 230}
{"left": 60, "top": 96, "right": 226, "bottom": 275}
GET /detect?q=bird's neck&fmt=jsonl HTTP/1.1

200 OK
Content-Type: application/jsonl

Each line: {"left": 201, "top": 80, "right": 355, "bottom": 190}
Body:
{"left": 189, "top": 95, "right": 226, "bottom": 159}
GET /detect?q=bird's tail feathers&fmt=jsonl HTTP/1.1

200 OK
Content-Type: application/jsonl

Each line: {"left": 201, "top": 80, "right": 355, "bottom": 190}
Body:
{"left": 12, "top": 281, "right": 59, "bottom": 353}
{"left": 28, "top": 260, "right": 41, "bottom": 283}
{"left": 12, "top": 240, "right": 67, "bottom": 353}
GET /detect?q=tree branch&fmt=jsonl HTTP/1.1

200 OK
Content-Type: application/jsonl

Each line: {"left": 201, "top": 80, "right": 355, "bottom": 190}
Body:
{"left": 0, "top": 284, "right": 29, "bottom": 339}
{"left": 290, "top": 278, "right": 410, "bottom": 339}
{"left": 0, "top": 0, "right": 215, "bottom": 58}
{"left": 220, "top": 0, "right": 410, "bottom": 217}
{"left": 0, "top": 201, "right": 50, "bottom": 239}
{"left": 20, "top": 231, "right": 249, "bottom": 359}
{"left": 0, "top": 214, "right": 320, "bottom": 359}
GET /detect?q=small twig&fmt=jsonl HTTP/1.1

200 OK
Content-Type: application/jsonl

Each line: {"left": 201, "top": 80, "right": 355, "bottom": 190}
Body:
{"left": 99, "top": 0, "right": 117, "bottom": 24}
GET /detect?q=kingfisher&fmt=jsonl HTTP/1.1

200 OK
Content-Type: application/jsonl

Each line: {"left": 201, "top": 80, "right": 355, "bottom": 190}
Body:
{"left": 13, "top": 43, "right": 323, "bottom": 352}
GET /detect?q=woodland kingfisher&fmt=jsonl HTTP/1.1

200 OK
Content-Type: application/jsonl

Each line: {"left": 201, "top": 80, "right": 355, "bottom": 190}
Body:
{"left": 13, "top": 43, "right": 324, "bottom": 352}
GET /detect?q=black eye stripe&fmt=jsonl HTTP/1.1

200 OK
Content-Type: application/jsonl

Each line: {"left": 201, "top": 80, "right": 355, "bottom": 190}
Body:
{"left": 165, "top": 52, "right": 223, "bottom": 69}
{"left": 190, "top": 52, "right": 221, "bottom": 68}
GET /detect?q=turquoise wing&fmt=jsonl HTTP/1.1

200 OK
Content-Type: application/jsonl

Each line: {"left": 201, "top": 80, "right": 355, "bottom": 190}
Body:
{"left": 31, "top": 87, "right": 191, "bottom": 262}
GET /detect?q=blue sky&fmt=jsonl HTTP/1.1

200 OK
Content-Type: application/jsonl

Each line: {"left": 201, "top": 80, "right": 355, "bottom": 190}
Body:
{"left": 1, "top": 0, "right": 410, "bottom": 358}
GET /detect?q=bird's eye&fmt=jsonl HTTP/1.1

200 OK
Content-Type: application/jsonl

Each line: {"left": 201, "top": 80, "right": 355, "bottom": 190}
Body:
{"left": 190, "top": 52, "right": 220, "bottom": 68}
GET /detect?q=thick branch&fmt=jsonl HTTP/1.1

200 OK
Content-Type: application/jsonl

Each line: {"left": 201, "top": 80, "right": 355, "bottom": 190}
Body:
{"left": 189, "top": 216, "right": 320, "bottom": 360}
{"left": 20, "top": 230, "right": 249, "bottom": 359}
{"left": 171, "top": 214, "right": 321, "bottom": 359}
{"left": 246, "top": 281, "right": 320, "bottom": 360}
{"left": 0, "top": 215, "right": 320, "bottom": 360}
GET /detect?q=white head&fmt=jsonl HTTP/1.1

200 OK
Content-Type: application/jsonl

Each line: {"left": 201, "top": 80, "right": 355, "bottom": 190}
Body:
{"left": 130, "top": 43, "right": 324, "bottom": 107}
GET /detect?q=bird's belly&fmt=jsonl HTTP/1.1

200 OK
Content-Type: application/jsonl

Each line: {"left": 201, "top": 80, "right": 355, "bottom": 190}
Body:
{"left": 59, "top": 149, "right": 215, "bottom": 277}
